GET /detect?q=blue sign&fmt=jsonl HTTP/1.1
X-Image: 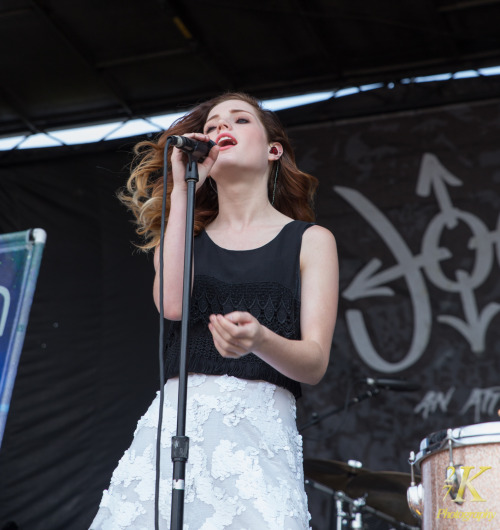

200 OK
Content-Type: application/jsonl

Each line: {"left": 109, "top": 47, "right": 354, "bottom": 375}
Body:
{"left": 0, "top": 229, "right": 46, "bottom": 447}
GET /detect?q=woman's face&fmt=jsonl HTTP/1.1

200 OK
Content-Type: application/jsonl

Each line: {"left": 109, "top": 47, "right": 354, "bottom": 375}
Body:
{"left": 203, "top": 99, "right": 272, "bottom": 177}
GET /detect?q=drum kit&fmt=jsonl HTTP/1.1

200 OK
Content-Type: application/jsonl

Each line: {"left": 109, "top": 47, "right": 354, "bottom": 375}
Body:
{"left": 304, "top": 458, "right": 420, "bottom": 529}
{"left": 301, "top": 378, "right": 421, "bottom": 529}
{"left": 301, "top": 378, "right": 500, "bottom": 529}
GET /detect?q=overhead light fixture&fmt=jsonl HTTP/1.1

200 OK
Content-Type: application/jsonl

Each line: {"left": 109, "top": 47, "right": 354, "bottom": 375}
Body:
{"left": 1, "top": 67, "right": 500, "bottom": 152}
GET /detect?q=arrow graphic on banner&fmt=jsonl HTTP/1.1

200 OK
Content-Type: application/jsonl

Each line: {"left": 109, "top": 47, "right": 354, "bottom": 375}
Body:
{"left": 336, "top": 152, "right": 500, "bottom": 372}
{"left": 416, "top": 153, "right": 462, "bottom": 228}
{"left": 335, "top": 186, "right": 432, "bottom": 373}
{"left": 343, "top": 251, "right": 450, "bottom": 301}
{"left": 417, "top": 154, "right": 500, "bottom": 350}
{"left": 437, "top": 270, "right": 500, "bottom": 352}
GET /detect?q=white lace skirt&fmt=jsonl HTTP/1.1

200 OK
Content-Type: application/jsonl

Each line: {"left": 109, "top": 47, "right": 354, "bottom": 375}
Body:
{"left": 90, "top": 374, "right": 310, "bottom": 530}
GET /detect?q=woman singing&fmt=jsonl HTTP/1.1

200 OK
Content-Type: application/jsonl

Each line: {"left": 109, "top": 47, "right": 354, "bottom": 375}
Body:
{"left": 90, "top": 92, "right": 338, "bottom": 529}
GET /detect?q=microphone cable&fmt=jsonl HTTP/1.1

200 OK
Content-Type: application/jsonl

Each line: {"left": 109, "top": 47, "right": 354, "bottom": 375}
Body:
{"left": 154, "top": 137, "right": 171, "bottom": 530}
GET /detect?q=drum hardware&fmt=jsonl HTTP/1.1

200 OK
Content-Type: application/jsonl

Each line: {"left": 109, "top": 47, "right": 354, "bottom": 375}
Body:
{"left": 307, "top": 477, "right": 420, "bottom": 530}
{"left": 335, "top": 491, "right": 348, "bottom": 529}
{"left": 407, "top": 451, "right": 423, "bottom": 519}
{"left": 304, "top": 459, "right": 368, "bottom": 493}
{"left": 345, "top": 470, "right": 418, "bottom": 525}
{"left": 300, "top": 378, "right": 422, "bottom": 526}
{"left": 360, "top": 502, "right": 420, "bottom": 530}
{"left": 305, "top": 478, "right": 339, "bottom": 529}
{"left": 305, "top": 459, "right": 419, "bottom": 528}
{"left": 334, "top": 490, "right": 365, "bottom": 530}
{"left": 305, "top": 461, "right": 367, "bottom": 529}
{"left": 444, "top": 430, "right": 464, "bottom": 503}
{"left": 305, "top": 483, "right": 367, "bottom": 530}
{"left": 349, "top": 497, "right": 365, "bottom": 529}
{"left": 407, "top": 437, "right": 464, "bottom": 519}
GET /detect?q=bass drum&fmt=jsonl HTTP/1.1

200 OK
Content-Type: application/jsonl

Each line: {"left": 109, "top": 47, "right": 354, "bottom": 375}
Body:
{"left": 407, "top": 421, "right": 500, "bottom": 529}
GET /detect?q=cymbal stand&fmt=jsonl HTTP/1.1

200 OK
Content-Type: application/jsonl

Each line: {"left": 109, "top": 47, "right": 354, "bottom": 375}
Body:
{"left": 360, "top": 504, "right": 420, "bottom": 530}
{"left": 305, "top": 478, "right": 337, "bottom": 529}
{"left": 307, "top": 479, "right": 367, "bottom": 530}
{"left": 335, "top": 491, "right": 365, "bottom": 529}
{"left": 306, "top": 478, "right": 420, "bottom": 530}
{"left": 335, "top": 492, "right": 347, "bottom": 530}
{"left": 350, "top": 497, "right": 365, "bottom": 529}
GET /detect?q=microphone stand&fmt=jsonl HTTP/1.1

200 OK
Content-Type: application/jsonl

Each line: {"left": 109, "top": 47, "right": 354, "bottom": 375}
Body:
{"left": 298, "top": 386, "right": 380, "bottom": 433}
{"left": 299, "top": 378, "right": 421, "bottom": 433}
{"left": 170, "top": 152, "right": 198, "bottom": 530}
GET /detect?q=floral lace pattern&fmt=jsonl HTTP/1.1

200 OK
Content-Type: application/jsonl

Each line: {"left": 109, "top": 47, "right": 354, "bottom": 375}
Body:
{"left": 90, "top": 375, "right": 310, "bottom": 529}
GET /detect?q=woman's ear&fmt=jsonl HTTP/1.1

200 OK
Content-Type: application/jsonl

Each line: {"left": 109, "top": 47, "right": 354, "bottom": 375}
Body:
{"left": 268, "top": 143, "right": 283, "bottom": 160}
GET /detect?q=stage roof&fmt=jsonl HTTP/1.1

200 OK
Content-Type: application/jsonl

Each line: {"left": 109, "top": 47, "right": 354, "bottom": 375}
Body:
{"left": 2, "top": 0, "right": 500, "bottom": 138}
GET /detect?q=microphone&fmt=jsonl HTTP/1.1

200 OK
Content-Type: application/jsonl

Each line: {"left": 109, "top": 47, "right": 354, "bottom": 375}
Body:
{"left": 168, "top": 135, "right": 216, "bottom": 163}
{"left": 364, "top": 377, "right": 421, "bottom": 392}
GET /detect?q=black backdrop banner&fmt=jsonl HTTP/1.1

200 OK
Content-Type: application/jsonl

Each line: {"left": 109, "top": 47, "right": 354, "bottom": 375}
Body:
{"left": 294, "top": 100, "right": 500, "bottom": 528}
{"left": 0, "top": 141, "right": 159, "bottom": 529}
{"left": 0, "top": 99, "right": 499, "bottom": 529}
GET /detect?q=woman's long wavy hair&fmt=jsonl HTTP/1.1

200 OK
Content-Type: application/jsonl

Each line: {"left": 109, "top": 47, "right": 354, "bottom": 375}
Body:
{"left": 120, "top": 92, "right": 319, "bottom": 250}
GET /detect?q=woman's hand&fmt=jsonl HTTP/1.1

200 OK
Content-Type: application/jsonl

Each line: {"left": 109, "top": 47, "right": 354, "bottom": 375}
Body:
{"left": 208, "top": 312, "right": 263, "bottom": 359}
{"left": 170, "top": 132, "right": 219, "bottom": 191}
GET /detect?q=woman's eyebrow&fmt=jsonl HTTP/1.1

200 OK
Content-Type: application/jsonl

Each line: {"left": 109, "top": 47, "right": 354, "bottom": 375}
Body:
{"left": 205, "top": 109, "right": 253, "bottom": 123}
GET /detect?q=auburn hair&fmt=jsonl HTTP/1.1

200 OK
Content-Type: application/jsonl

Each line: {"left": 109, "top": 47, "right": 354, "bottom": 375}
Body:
{"left": 119, "top": 92, "right": 319, "bottom": 250}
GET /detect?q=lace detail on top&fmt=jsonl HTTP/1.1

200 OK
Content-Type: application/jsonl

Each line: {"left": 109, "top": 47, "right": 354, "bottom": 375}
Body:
{"left": 192, "top": 277, "right": 298, "bottom": 331}
{"left": 165, "top": 275, "right": 302, "bottom": 398}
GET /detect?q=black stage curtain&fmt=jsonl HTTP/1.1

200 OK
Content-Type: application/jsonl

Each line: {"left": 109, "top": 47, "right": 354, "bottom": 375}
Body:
{"left": 0, "top": 97, "right": 499, "bottom": 529}
{"left": 0, "top": 140, "right": 158, "bottom": 529}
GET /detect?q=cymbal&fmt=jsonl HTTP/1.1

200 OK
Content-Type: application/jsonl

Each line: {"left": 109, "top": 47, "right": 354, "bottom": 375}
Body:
{"left": 304, "top": 459, "right": 368, "bottom": 492}
{"left": 345, "top": 471, "right": 418, "bottom": 525}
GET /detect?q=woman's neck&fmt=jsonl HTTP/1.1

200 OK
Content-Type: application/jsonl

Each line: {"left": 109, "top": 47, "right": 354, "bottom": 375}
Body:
{"left": 214, "top": 194, "right": 275, "bottom": 231}
{"left": 211, "top": 171, "right": 271, "bottom": 228}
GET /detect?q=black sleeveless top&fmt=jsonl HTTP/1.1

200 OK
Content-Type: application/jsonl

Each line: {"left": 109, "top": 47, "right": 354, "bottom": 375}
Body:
{"left": 164, "top": 220, "right": 314, "bottom": 398}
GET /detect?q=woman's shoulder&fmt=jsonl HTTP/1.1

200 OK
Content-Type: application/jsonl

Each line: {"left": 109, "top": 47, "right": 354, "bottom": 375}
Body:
{"left": 301, "top": 224, "right": 337, "bottom": 258}
{"left": 302, "top": 222, "right": 335, "bottom": 239}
